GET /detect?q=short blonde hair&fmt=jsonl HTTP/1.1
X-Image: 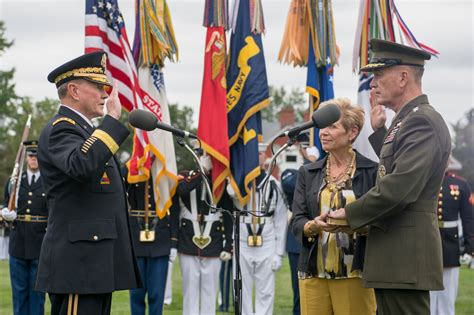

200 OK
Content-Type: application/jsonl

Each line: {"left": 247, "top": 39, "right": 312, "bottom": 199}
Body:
{"left": 320, "top": 97, "right": 365, "bottom": 141}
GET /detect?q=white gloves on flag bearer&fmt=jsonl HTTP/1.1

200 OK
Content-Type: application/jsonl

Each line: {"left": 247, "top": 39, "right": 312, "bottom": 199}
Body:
{"left": 1, "top": 208, "right": 17, "bottom": 221}
{"left": 169, "top": 248, "right": 177, "bottom": 263}
{"left": 219, "top": 251, "right": 232, "bottom": 262}
{"left": 271, "top": 254, "right": 283, "bottom": 271}
{"left": 460, "top": 253, "right": 472, "bottom": 266}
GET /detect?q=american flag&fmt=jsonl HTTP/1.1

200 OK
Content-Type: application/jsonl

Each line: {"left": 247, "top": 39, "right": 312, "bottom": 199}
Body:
{"left": 85, "top": 0, "right": 162, "bottom": 118}
{"left": 85, "top": 0, "right": 177, "bottom": 218}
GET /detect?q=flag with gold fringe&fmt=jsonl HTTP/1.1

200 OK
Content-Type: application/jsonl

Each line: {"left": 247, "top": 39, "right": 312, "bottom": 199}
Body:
{"left": 279, "top": 0, "right": 338, "bottom": 159}
{"left": 197, "top": 0, "right": 230, "bottom": 202}
{"left": 227, "top": 0, "right": 269, "bottom": 206}
{"left": 352, "top": 0, "right": 439, "bottom": 161}
{"left": 127, "top": 0, "right": 179, "bottom": 218}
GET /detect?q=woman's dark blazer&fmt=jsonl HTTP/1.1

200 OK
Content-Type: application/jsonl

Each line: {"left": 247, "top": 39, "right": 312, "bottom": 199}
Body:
{"left": 290, "top": 151, "right": 378, "bottom": 274}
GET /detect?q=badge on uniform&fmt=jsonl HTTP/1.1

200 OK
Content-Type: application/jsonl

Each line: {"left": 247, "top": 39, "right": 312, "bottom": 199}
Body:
{"left": 384, "top": 121, "right": 401, "bottom": 144}
{"left": 139, "top": 230, "right": 156, "bottom": 242}
{"left": 449, "top": 184, "right": 460, "bottom": 200}
{"left": 247, "top": 235, "right": 263, "bottom": 247}
{"left": 100, "top": 172, "right": 110, "bottom": 185}
{"left": 378, "top": 165, "right": 386, "bottom": 178}
{"left": 192, "top": 235, "right": 211, "bottom": 249}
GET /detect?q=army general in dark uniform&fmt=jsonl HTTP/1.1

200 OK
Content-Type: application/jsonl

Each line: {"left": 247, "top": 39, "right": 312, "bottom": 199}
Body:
{"left": 329, "top": 39, "right": 451, "bottom": 314}
{"left": 36, "top": 51, "right": 141, "bottom": 315}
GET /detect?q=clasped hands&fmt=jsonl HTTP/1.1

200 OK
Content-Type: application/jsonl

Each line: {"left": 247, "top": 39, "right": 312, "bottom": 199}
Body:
{"left": 304, "top": 208, "right": 352, "bottom": 236}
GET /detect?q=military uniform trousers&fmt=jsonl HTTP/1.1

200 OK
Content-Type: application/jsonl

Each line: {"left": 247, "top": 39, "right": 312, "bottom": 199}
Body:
{"left": 50, "top": 293, "right": 112, "bottom": 315}
{"left": 130, "top": 256, "right": 169, "bottom": 315}
{"left": 9, "top": 256, "right": 45, "bottom": 315}
{"left": 375, "top": 289, "right": 430, "bottom": 315}
{"left": 218, "top": 258, "right": 233, "bottom": 312}
{"left": 237, "top": 228, "right": 280, "bottom": 315}
{"left": 287, "top": 230, "right": 301, "bottom": 315}
{"left": 429, "top": 267, "right": 459, "bottom": 315}
{"left": 179, "top": 253, "right": 221, "bottom": 315}
{"left": 0, "top": 232, "right": 8, "bottom": 259}
{"left": 288, "top": 252, "right": 300, "bottom": 315}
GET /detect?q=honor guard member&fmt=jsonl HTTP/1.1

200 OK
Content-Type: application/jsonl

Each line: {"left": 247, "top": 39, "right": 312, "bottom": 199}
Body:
{"left": 430, "top": 164, "right": 473, "bottom": 315}
{"left": 228, "top": 145, "right": 288, "bottom": 315}
{"left": 176, "top": 150, "right": 233, "bottom": 315}
{"left": 124, "top": 168, "right": 179, "bottom": 315}
{"left": 36, "top": 51, "right": 142, "bottom": 315}
{"left": 329, "top": 39, "right": 451, "bottom": 314}
{"left": 1, "top": 141, "right": 48, "bottom": 315}
{"left": 281, "top": 168, "right": 301, "bottom": 315}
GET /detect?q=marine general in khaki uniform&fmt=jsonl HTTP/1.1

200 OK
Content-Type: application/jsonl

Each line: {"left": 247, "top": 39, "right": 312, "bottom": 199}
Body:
{"left": 329, "top": 39, "right": 451, "bottom": 314}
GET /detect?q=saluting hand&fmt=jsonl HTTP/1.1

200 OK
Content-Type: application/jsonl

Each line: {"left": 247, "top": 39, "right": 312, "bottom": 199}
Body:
{"left": 106, "top": 81, "right": 122, "bottom": 120}
{"left": 370, "top": 88, "right": 386, "bottom": 131}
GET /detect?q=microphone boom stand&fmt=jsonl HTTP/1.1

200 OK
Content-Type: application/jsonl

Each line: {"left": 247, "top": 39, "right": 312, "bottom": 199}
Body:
{"left": 257, "top": 136, "right": 297, "bottom": 215}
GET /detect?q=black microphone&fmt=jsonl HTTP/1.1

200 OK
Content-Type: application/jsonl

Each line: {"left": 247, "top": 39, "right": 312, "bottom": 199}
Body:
{"left": 279, "top": 103, "right": 341, "bottom": 138}
{"left": 129, "top": 109, "right": 198, "bottom": 139}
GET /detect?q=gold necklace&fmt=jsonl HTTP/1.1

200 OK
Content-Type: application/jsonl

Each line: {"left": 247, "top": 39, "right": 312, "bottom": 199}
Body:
{"left": 325, "top": 150, "right": 356, "bottom": 191}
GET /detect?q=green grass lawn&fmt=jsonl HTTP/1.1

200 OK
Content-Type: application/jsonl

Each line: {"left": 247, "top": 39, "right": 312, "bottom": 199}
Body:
{"left": 1, "top": 257, "right": 472, "bottom": 314}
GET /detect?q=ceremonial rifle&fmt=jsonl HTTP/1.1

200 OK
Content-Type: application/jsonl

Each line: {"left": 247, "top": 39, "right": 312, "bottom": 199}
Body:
{"left": 7, "top": 115, "right": 32, "bottom": 212}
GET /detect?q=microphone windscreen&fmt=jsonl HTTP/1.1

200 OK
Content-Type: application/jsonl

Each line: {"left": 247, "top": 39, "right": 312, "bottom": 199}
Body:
{"left": 312, "top": 104, "right": 341, "bottom": 129}
{"left": 128, "top": 109, "right": 157, "bottom": 131}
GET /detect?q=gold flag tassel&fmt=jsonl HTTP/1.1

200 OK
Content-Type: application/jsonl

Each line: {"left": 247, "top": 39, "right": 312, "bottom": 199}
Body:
{"left": 278, "top": 0, "right": 310, "bottom": 67}
{"left": 138, "top": 0, "right": 179, "bottom": 67}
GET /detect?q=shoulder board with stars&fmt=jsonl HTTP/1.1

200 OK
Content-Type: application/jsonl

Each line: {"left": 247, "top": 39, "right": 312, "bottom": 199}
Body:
{"left": 52, "top": 117, "right": 76, "bottom": 126}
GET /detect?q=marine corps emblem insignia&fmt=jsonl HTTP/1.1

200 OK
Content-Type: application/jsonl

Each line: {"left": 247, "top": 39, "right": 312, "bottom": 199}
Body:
{"left": 378, "top": 165, "right": 386, "bottom": 178}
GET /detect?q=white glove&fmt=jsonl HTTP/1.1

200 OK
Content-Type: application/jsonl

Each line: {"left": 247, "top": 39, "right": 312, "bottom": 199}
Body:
{"left": 219, "top": 251, "right": 232, "bottom": 262}
{"left": 1, "top": 208, "right": 17, "bottom": 221}
{"left": 226, "top": 182, "right": 236, "bottom": 198}
{"left": 199, "top": 154, "right": 213, "bottom": 173}
{"left": 169, "top": 248, "right": 178, "bottom": 263}
{"left": 460, "top": 253, "right": 472, "bottom": 266}
{"left": 226, "top": 182, "right": 243, "bottom": 211}
{"left": 271, "top": 255, "right": 283, "bottom": 271}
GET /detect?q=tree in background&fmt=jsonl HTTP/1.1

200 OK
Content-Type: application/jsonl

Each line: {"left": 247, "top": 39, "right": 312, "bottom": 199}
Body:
{"left": 261, "top": 86, "right": 307, "bottom": 122}
{"left": 169, "top": 103, "right": 197, "bottom": 172}
{"left": 0, "top": 22, "right": 59, "bottom": 186}
{"left": 452, "top": 108, "right": 474, "bottom": 188}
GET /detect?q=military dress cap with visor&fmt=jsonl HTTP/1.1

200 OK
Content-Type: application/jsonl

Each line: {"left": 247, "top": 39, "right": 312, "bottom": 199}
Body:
{"left": 47, "top": 51, "right": 113, "bottom": 91}
{"left": 23, "top": 140, "right": 38, "bottom": 156}
{"left": 360, "top": 39, "right": 431, "bottom": 72}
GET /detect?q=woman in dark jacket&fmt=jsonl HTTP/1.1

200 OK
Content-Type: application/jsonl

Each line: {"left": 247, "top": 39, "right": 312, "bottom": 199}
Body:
{"left": 291, "top": 98, "right": 378, "bottom": 315}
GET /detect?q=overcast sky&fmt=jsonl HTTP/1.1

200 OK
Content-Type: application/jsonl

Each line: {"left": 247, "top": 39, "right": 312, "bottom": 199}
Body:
{"left": 0, "top": 0, "right": 472, "bottom": 129}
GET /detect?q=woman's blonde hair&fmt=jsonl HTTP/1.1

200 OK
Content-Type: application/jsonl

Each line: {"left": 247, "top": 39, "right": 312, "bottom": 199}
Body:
{"left": 320, "top": 97, "right": 365, "bottom": 141}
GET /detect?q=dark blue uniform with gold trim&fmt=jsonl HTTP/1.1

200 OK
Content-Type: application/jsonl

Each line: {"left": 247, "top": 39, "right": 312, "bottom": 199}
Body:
{"left": 125, "top": 176, "right": 179, "bottom": 256}
{"left": 176, "top": 170, "right": 233, "bottom": 257}
{"left": 3, "top": 173, "right": 48, "bottom": 260}
{"left": 36, "top": 106, "right": 142, "bottom": 294}
{"left": 124, "top": 172, "right": 179, "bottom": 315}
{"left": 3, "top": 169, "right": 48, "bottom": 315}
{"left": 437, "top": 172, "right": 474, "bottom": 267}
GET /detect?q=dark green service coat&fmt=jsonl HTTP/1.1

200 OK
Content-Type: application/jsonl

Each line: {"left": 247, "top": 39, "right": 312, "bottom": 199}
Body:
{"left": 346, "top": 95, "right": 451, "bottom": 290}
